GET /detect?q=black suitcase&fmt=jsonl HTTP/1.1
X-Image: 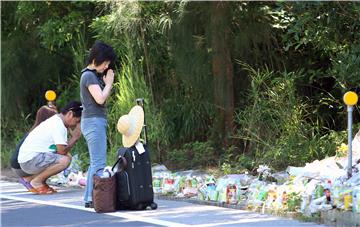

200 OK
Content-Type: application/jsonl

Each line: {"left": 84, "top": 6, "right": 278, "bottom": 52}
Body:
{"left": 113, "top": 98, "right": 157, "bottom": 210}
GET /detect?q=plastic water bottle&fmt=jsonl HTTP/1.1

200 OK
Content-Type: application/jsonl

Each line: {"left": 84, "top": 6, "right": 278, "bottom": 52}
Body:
{"left": 97, "top": 169, "right": 111, "bottom": 178}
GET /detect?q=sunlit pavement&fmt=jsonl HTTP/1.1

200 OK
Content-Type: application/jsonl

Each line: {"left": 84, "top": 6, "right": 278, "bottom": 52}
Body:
{"left": 0, "top": 181, "right": 326, "bottom": 227}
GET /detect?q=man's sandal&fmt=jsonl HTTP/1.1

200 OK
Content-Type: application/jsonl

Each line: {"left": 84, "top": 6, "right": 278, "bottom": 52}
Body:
{"left": 32, "top": 185, "right": 54, "bottom": 195}
{"left": 44, "top": 184, "right": 57, "bottom": 193}
{"left": 19, "top": 178, "right": 34, "bottom": 192}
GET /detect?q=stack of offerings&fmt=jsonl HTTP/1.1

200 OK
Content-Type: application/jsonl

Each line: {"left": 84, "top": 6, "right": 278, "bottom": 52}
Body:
{"left": 151, "top": 160, "right": 360, "bottom": 215}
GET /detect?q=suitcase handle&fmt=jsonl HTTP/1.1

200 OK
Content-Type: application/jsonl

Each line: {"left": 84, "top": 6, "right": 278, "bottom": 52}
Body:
{"left": 136, "top": 98, "right": 148, "bottom": 145}
{"left": 111, "top": 155, "right": 128, "bottom": 172}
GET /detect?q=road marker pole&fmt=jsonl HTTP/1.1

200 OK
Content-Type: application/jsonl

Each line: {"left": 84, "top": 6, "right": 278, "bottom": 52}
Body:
{"left": 45, "top": 90, "right": 57, "bottom": 110}
{"left": 343, "top": 91, "right": 358, "bottom": 178}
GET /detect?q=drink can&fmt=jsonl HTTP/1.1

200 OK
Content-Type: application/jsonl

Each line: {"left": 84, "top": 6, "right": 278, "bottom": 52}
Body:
{"left": 344, "top": 194, "right": 352, "bottom": 211}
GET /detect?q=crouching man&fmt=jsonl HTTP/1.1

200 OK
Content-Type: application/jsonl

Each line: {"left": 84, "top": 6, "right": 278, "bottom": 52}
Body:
{"left": 18, "top": 101, "right": 83, "bottom": 194}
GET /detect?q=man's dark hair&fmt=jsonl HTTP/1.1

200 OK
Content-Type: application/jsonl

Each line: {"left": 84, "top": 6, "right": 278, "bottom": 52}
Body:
{"left": 86, "top": 41, "right": 117, "bottom": 66}
{"left": 61, "top": 101, "right": 83, "bottom": 118}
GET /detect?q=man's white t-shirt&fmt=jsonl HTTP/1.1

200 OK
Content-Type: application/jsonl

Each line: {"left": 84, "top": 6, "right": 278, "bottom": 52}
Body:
{"left": 18, "top": 115, "right": 68, "bottom": 163}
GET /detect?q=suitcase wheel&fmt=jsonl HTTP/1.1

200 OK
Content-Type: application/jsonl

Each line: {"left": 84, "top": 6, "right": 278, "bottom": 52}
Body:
{"left": 150, "top": 202, "right": 158, "bottom": 210}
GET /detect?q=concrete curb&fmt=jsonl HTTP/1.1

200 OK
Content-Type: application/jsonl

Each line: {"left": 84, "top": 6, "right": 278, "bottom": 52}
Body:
{"left": 321, "top": 209, "right": 360, "bottom": 227}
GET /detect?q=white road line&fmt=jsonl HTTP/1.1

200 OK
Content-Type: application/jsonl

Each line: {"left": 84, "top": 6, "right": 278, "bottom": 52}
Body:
{"left": 0, "top": 194, "right": 189, "bottom": 227}
{"left": 0, "top": 182, "right": 21, "bottom": 187}
{"left": 192, "top": 217, "right": 281, "bottom": 227}
{"left": 1, "top": 189, "right": 31, "bottom": 194}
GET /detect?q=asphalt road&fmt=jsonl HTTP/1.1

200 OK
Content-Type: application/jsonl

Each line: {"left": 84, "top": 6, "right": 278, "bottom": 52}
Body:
{"left": 0, "top": 180, "right": 326, "bottom": 227}
{"left": 1, "top": 198, "right": 158, "bottom": 227}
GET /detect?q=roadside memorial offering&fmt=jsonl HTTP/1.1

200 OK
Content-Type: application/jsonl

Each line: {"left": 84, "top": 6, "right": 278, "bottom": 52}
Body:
{"left": 151, "top": 130, "right": 360, "bottom": 215}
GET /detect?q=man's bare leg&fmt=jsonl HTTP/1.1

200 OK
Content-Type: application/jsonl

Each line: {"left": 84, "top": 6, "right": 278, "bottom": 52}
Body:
{"left": 23, "top": 175, "right": 34, "bottom": 182}
{"left": 30, "top": 156, "right": 71, "bottom": 188}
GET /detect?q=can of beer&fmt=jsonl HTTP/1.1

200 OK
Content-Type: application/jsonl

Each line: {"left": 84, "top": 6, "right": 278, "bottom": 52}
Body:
{"left": 344, "top": 194, "right": 352, "bottom": 211}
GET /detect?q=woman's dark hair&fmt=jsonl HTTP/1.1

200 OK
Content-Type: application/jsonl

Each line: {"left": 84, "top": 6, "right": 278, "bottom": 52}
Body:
{"left": 29, "top": 106, "right": 57, "bottom": 132}
{"left": 61, "top": 101, "right": 83, "bottom": 118}
{"left": 86, "top": 41, "right": 117, "bottom": 66}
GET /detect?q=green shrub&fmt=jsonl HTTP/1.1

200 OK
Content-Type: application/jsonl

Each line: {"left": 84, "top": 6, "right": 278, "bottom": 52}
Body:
{"left": 219, "top": 146, "right": 255, "bottom": 174}
{"left": 220, "top": 162, "right": 232, "bottom": 175}
{"left": 1, "top": 114, "right": 32, "bottom": 169}
{"left": 287, "top": 192, "right": 302, "bottom": 212}
{"left": 234, "top": 64, "right": 345, "bottom": 170}
{"left": 165, "top": 141, "right": 216, "bottom": 170}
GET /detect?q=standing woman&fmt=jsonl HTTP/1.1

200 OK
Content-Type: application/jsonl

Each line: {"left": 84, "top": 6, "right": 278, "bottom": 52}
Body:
{"left": 80, "top": 41, "right": 116, "bottom": 208}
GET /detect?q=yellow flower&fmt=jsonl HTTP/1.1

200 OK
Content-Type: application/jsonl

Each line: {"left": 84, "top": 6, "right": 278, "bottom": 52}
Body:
{"left": 336, "top": 143, "right": 348, "bottom": 157}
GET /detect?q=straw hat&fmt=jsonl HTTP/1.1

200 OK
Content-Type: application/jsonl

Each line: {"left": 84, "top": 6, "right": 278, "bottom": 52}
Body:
{"left": 117, "top": 105, "right": 144, "bottom": 147}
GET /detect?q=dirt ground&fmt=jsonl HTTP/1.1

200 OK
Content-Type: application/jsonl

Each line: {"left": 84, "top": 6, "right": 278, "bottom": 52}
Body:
{"left": 1, "top": 168, "right": 19, "bottom": 182}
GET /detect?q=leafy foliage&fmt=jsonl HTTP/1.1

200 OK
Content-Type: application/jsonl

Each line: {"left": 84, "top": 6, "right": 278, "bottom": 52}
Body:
{"left": 1, "top": 1, "right": 359, "bottom": 173}
{"left": 166, "top": 141, "right": 217, "bottom": 170}
{"left": 234, "top": 64, "right": 345, "bottom": 170}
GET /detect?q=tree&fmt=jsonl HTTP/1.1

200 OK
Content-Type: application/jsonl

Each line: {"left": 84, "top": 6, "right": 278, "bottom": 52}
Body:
{"left": 1, "top": 1, "right": 100, "bottom": 121}
{"left": 210, "top": 2, "right": 235, "bottom": 147}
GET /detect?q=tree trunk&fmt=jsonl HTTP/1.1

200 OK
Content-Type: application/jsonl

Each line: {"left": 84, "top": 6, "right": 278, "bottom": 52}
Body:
{"left": 210, "top": 2, "right": 235, "bottom": 147}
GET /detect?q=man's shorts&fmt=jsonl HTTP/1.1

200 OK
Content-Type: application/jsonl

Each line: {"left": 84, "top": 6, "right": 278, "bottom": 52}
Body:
{"left": 11, "top": 167, "right": 32, "bottom": 177}
{"left": 19, "top": 152, "right": 63, "bottom": 175}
